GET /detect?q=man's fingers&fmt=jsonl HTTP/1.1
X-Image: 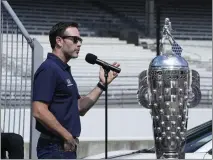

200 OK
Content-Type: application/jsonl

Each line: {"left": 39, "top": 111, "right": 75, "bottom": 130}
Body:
{"left": 64, "top": 143, "right": 71, "bottom": 151}
{"left": 64, "top": 143, "right": 76, "bottom": 152}
{"left": 64, "top": 138, "right": 78, "bottom": 152}
{"left": 112, "top": 62, "right": 120, "bottom": 76}
{"left": 112, "top": 62, "right": 117, "bottom": 66}
{"left": 112, "top": 62, "right": 120, "bottom": 68}
{"left": 113, "top": 72, "right": 118, "bottom": 76}
{"left": 115, "top": 63, "right": 120, "bottom": 68}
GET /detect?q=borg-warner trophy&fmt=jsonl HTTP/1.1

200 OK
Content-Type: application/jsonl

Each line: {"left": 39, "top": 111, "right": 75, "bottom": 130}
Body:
{"left": 137, "top": 18, "right": 201, "bottom": 159}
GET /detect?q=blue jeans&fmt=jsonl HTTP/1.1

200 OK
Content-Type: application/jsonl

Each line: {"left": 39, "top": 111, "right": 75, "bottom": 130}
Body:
{"left": 37, "top": 137, "right": 77, "bottom": 159}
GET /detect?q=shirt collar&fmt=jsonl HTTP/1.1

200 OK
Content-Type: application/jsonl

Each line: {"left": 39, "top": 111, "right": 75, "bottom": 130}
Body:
{"left": 47, "top": 53, "right": 70, "bottom": 71}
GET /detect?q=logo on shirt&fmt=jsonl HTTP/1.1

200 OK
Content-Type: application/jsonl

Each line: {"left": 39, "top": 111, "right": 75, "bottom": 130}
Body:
{"left": 66, "top": 79, "right": 73, "bottom": 86}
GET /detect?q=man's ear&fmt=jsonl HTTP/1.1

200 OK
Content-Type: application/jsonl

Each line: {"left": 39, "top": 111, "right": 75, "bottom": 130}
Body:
{"left": 55, "top": 36, "right": 63, "bottom": 48}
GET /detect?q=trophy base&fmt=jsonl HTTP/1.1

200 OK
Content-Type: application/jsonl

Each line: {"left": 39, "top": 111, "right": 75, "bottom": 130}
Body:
{"left": 159, "top": 152, "right": 185, "bottom": 159}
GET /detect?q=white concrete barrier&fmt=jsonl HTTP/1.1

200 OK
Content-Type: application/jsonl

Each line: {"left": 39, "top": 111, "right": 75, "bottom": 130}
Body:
{"left": 1, "top": 108, "right": 212, "bottom": 143}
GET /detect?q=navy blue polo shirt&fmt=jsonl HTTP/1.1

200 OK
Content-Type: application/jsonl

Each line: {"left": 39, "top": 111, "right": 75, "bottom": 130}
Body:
{"left": 32, "top": 53, "right": 81, "bottom": 137}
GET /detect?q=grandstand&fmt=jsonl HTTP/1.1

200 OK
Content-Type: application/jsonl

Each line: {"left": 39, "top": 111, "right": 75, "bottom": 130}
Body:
{"left": 160, "top": 2, "right": 212, "bottom": 40}
{"left": 5, "top": 0, "right": 212, "bottom": 40}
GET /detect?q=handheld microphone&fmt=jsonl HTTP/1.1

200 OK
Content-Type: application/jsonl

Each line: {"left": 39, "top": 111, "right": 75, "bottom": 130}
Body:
{"left": 85, "top": 53, "right": 121, "bottom": 73}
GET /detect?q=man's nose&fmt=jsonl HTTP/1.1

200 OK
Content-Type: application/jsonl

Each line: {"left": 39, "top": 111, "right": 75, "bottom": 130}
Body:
{"left": 77, "top": 41, "right": 82, "bottom": 47}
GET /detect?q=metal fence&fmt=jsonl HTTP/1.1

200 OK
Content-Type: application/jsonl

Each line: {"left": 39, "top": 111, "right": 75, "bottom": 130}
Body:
{"left": 0, "top": 0, "right": 43, "bottom": 158}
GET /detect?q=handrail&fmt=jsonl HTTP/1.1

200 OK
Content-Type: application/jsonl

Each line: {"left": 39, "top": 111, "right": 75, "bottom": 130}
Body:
{"left": 1, "top": 0, "right": 33, "bottom": 48}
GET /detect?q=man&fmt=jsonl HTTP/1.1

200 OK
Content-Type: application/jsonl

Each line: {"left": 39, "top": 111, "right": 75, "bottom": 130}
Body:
{"left": 32, "top": 22, "right": 120, "bottom": 159}
{"left": 1, "top": 130, "right": 24, "bottom": 159}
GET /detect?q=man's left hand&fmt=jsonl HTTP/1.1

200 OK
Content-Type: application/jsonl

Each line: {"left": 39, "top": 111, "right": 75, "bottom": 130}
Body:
{"left": 99, "top": 62, "right": 120, "bottom": 85}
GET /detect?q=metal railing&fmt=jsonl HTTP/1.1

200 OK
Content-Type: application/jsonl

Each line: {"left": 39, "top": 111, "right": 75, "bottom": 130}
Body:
{"left": 0, "top": 0, "right": 43, "bottom": 158}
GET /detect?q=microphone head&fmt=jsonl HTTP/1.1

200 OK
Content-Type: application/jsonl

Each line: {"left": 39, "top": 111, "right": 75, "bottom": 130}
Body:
{"left": 85, "top": 53, "right": 97, "bottom": 64}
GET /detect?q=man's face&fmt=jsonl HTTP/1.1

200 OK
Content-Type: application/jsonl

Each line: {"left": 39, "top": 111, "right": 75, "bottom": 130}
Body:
{"left": 58, "top": 27, "right": 82, "bottom": 59}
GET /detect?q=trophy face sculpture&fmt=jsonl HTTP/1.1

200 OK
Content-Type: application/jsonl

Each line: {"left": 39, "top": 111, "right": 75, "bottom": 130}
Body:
{"left": 137, "top": 18, "right": 201, "bottom": 159}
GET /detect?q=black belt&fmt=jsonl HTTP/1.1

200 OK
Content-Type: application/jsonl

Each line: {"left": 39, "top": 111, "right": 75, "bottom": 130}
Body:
{"left": 40, "top": 133, "right": 79, "bottom": 144}
{"left": 40, "top": 133, "right": 62, "bottom": 141}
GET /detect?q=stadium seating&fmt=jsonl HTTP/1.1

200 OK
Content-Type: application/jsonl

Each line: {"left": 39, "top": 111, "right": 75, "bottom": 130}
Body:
{"left": 1, "top": 35, "right": 212, "bottom": 108}
{"left": 160, "top": 3, "right": 212, "bottom": 40}
{"left": 7, "top": 0, "right": 121, "bottom": 36}
{"left": 3, "top": 0, "right": 211, "bottom": 40}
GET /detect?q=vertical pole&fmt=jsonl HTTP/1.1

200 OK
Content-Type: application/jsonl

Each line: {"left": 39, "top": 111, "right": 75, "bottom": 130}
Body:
{"left": 29, "top": 39, "right": 43, "bottom": 159}
{"left": 0, "top": 1, "right": 2, "bottom": 115}
{"left": 156, "top": 1, "right": 161, "bottom": 56}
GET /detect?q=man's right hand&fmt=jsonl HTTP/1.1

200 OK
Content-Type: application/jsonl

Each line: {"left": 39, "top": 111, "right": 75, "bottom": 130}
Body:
{"left": 64, "top": 135, "right": 78, "bottom": 152}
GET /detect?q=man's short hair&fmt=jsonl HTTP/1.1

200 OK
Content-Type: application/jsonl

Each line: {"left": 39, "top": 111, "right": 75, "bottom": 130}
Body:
{"left": 49, "top": 22, "right": 79, "bottom": 49}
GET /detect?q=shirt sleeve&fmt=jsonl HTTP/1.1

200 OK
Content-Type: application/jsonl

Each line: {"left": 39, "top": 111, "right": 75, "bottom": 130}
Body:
{"left": 32, "top": 66, "right": 57, "bottom": 104}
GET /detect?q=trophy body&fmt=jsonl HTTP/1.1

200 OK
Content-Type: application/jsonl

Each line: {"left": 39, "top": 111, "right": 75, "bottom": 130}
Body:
{"left": 137, "top": 18, "right": 201, "bottom": 159}
{"left": 148, "top": 54, "right": 189, "bottom": 159}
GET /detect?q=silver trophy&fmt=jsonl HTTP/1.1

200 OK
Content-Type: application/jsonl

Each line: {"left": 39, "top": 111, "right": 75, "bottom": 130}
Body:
{"left": 137, "top": 18, "right": 201, "bottom": 159}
